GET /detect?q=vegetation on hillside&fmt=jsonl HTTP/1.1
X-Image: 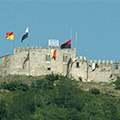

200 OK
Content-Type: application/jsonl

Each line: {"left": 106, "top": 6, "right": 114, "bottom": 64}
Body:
{"left": 115, "top": 77, "right": 120, "bottom": 90}
{"left": 0, "top": 74, "right": 120, "bottom": 120}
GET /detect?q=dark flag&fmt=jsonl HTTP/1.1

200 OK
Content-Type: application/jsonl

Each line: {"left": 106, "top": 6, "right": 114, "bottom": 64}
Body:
{"left": 60, "top": 39, "right": 71, "bottom": 49}
{"left": 21, "top": 27, "right": 28, "bottom": 42}
{"left": 21, "top": 33, "right": 28, "bottom": 42}
{"left": 23, "top": 52, "right": 29, "bottom": 69}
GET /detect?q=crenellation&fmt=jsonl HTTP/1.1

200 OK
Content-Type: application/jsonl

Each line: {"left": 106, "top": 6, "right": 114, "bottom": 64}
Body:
{"left": 13, "top": 46, "right": 77, "bottom": 53}
{"left": 94, "top": 60, "right": 97, "bottom": 63}
{"left": 40, "top": 45, "right": 42, "bottom": 49}
{"left": 102, "top": 60, "right": 105, "bottom": 63}
{"left": 76, "top": 56, "right": 78, "bottom": 60}
{"left": 98, "top": 60, "right": 101, "bottom": 64}
{"left": 23, "top": 46, "right": 25, "bottom": 49}
{"left": 88, "top": 59, "right": 118, "bottom": 65}
{"left": 84, "top": 56, "right": 87, "bottom": 61}
{"left": 18, "top": 46, "right": 21, "bottom": 50}
{"left": 90, "top": 60, "right": 92, "bottom": 63}
{"left": 31, "top": 46, "right": 34, "bottom": 49}
{"left": 14, "top": 46, "right": 17, "bottom": 50}
{"left": 106, "top": 60, "right": 109, "bottom": 64}
{"left": 80, "top": 56, "right": 82, "bottom": 60}
{"left": 44, "top": 45, "right": 46, "bottom": 49}
{"left": 0, "top": 45, "right": 119, "bottom": 83}
{"left": 14, "top": 47, "right": 17, "bottom": 52}
{"left": 114, "top": 60, "right": 117, "bottom": 63}
{"left": 84, "top": 56, "right": 87, "bottom": 60}
{"left": 36, "top": 46, "right": 38, "bottom": 49}
{"left": 27, "top": 46, "right": 29, "bottom": 49}
{"left": 110, "top": 60, "right": 113, "bottom": 64}
{"left": 48, "top": 46, "right": 50, "bottom": 49}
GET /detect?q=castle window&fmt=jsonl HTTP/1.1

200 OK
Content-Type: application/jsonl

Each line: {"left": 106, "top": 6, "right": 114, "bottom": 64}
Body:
{"left": 47, "top": 68, "right": 51, "bottom": 71}
{"left": 63, "top": 56, "right": 67, "bottom": 62}
{"left": 76, "top": 62, "right": 79, "bottom": 68}
{"left": 46, "top": 55, "right": 50, "bottom": 63}
{"left": 114, "top": 63, "right": 119, "bottom": 70}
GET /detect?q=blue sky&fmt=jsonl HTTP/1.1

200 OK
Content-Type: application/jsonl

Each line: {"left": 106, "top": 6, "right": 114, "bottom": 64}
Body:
{"left": 0, "top": 0, "right": 120, "bottom": 61}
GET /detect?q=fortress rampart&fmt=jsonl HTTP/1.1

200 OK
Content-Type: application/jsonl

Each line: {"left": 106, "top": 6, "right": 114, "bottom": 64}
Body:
{"left": 0, "top": 45, "right": 119, "bottom": 83}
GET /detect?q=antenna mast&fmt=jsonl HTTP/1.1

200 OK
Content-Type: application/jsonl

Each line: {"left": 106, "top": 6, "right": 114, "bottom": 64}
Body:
{"left": 75, "top": 32, "right": 77, "bottom": 52}
{"left": 70, "top": 28, "right": 72, "bottom": 39}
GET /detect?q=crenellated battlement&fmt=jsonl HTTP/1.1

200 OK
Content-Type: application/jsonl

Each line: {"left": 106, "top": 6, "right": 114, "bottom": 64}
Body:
{"left": 88, "top": 59, "right": 119, "bottom": 64}
{"left": 14, "top": 45, "right": 76, "bottom": 53}
{"left": 0, "top": 45, "right": 119, "bottom": 83}
{"left": 75, "top": 56, "right": 87, "bottom": 62}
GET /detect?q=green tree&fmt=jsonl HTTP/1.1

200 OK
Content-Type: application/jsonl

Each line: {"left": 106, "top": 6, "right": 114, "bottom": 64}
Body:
{"left": 114, "top": 77, "right": 120, "bottom": 89}
{"left": 0, "top": 74, "right": 120, "bottom": 120}
{"left": 5, "top": 91, "right": 35, "bottom": 120}
{"left": 89, "top": 88, "right": 100, "bottom": 95}
{"left": 0, "top": 100, "right": 7, "bottom": 120}
{"left": 32, "top": 104, "right": 81, "bottom": 120}
{"left": 0, "top": 81, "right": 29, "bottom": 91}
{"left": 50, "top": 77, "right": 82, "bottom": 108}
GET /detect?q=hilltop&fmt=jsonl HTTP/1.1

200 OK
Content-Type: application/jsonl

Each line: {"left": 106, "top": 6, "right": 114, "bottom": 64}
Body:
{"left": 0, "top": 74, "right": 120, "bottom": 119}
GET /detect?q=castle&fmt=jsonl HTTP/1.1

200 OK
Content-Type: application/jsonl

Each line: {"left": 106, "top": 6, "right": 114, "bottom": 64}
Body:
{"left": 0, "top": 45, "right": 119, "bottom": 83}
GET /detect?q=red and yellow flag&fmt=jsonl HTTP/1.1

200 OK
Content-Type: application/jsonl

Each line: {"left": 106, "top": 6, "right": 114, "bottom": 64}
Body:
{"left": 6, "top": 32, "right": 14, "bottom": 40}
{"left": 51, "top": 49, "right": 56, "bottom": 59}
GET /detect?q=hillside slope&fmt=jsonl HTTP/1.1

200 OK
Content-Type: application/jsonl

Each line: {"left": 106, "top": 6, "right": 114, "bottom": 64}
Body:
{"left": 0, "top": 75, "right": 119, "bottom": 97}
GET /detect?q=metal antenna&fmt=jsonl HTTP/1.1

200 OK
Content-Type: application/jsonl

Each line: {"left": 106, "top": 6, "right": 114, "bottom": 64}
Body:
{"left": 70, "top": 28, "right": 72, "bottom": 39}
{"left": 75, "top": 32, "right": 77, "bottom": 52}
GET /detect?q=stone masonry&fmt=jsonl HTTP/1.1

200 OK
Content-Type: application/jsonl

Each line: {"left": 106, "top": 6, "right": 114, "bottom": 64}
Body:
{"left": 0, "top": 45, "right": 119, "bottom": 83}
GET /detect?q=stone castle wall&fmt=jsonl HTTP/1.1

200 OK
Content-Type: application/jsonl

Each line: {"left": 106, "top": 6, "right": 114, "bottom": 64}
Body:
{"left": 12, "top": 46, "right": 76, "bottom": 76}
{"left": 0, "top": 54, "right": 12, "bottom": 76}
{"left": 87, "top": 60, "right": 119, "bottom": 83}
{"left": 69, "top": 56, "right": 88, "bottom": 82}
{"left": 0, "top": 45, "right": 119, "bottom": 83}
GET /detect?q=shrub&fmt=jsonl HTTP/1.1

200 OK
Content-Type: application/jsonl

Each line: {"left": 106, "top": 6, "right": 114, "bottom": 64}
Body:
{"left": 33, "top": 79, "right": 54, "bottom": 89}
{"left": 89, "top": 88, "right": 100, "bottom": 95}
{"left": 45, "top": 73, "right": 59, "bottom": 82}
{"left": 0, "top": 81, "right": 29, "bottom": 91}
{"left": 114, "top": 77, "right": 120, "bottom": 89}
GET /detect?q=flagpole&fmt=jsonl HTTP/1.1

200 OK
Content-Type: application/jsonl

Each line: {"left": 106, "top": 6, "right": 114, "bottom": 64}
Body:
{"left": 13, "top": 37, "right": 15, "bottom": 53}
{"left": 27, "top": 33, "right": 30, "bottom": 76}
{"left": 22, "top": 27, "right": 30, "bottom": 76}
{"left": 24, "top": 27, "right": 30, "bottom": 76}
{"left": 27, "top": 27, "right": 30, "bottom": 76}
{"left": 75, "top": 32, "right": 77, "bottom": 53}
{"left": 26, "top": 38, "right": 30, "bottom": 76}
{"left": 70, "top": 28, "right": 72, "bottom": 40}
{"left": 70, "top": 28, "right": 72, "bottom": 49}
{"left": 28, "top": 45, "right": 30, "bottom": 76}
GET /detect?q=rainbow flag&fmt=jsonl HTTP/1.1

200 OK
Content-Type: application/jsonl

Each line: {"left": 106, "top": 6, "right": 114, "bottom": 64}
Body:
{"left": 6, "top": 32, "right": 14, "bottom": 40}
{"left": 0, "top": 57, "right": 5, "bottom": 66}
